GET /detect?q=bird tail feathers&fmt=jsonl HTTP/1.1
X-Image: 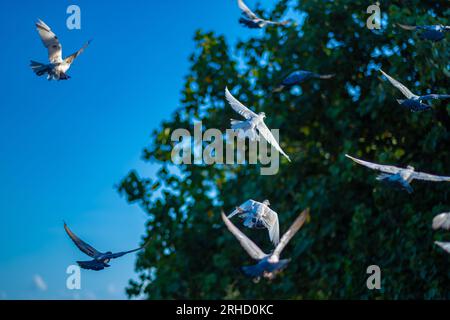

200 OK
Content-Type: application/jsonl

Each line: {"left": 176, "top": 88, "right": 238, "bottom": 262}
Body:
{"left": 30, "top": 61, "right": 50, "bottom": 76}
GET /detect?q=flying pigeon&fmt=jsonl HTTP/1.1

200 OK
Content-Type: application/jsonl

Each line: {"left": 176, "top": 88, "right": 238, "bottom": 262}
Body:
{"left": 64, "top": 222, "right": 147, "bottom": 271}
{"left": 432, "top": 213, "right": 450, "bottom": 231}
{"left": 273, "top": 70, "right": 335, "bottom": 92}
{"left": 225, "top": 87, "right": 291, "bottom": 162}
{"left": 345, "top": 154, "right": 450, "bottom": 193}
{"left": 397, "top": 23, "right": 449, "bottom": 42}
{"left": 31, "top": 19, "right": 91, "bottom": 80}
{"left": 237, "top": 0, "right": 288, "bottom": 29}
{"left": 379, "top": 69, "right": 450, "bottom": 112}
{"left": 222, "top": 209, "right": 309, "bottom": 280}
{"left": 228, "top": 199, "right": 280, "bottom": 246}
{"left": 435, "top": 241, "right": 450, "bottom": 254}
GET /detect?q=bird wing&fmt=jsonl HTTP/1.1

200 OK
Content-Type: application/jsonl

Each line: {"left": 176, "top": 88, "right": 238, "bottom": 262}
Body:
{"left": 419, "top": 94, "right": 450, "bottom": 101}
{"left": 64, "top": 222, "right": 101, "bottom": 258}
{"left": 64, "top": 40, "right": 91, "bottom": 64}
{"left": 77, "top": 260, "right": 106, "bottom": 271}
{"left": 36, "top": 19, "right": 63, "bottom": 63}
{"left": 225, "top": 87, "right": 258, "bottom": 120}
{"left": 109, "top": 241, "right": 149, "bottom": 259}
{"left": 261, "top": 207, "right": 280, "bottom": 246}
{"left": 345, "top": 154, "right": 402, "bottom": 174}
{"left": 272, "top": 209, "right": 309, "bottom": 259}
{"left": 379, "top": 69, "right": 418, "bottom": 99}
{"left": 227, "top": 199, "right": 257, "bottom": 219}
{"left": 238, "top": 0, "right": 259, "bottom": 20}
{"left": 435, "top": 241, "right": 450, "bottom": 254}
{"left": 432, "top": 213, "right": 450, "bottom": 231}
{"left": 397, "top": 23, "right": 417, "bottom": 31}
{"left": 257, "top": 121, "right": 291, "bottom": 162}
{"left": 221, "top": 211, "right": 267, "bottom": 260}
{"left": 411, "top": 171, "right": 450, "bottom": 182}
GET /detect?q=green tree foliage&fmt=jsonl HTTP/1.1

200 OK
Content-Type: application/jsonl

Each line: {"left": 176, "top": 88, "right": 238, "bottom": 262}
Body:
{"left": 118, "top": 0, "right": 450, "bottom": 299}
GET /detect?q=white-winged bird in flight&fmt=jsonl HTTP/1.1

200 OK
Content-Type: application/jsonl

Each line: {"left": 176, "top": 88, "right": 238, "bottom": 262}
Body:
{"left": 64, "top": 222, "right": 148, "bottom": 271}
{"left": 225, "top": 87, "right": 291, "bottom": 162}
{"left": 346, "top": 154, "right": 450, "bottom": 193}
{"left": 379, "top": 69, "right": 450, "bottom": 112}
{"left": 227, "top": 199, "right": 280, "bottom": 246}
{"left": 222, "top": 209, "right": 309, "bottom": 280}
{"left": 237, "top": 0, "right": 288, "bottom": 29}
{"left": 31, "top": 19, "right": 91, "bottom": 81}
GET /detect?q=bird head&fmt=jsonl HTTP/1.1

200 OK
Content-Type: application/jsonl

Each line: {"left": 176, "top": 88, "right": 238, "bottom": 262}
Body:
{"left": 406, "top": 165, "right": 415, "bottom": 171}
{"left": 259, "top": 112, "right": 266, "bottom": 119}
{"left": 263, "top": 199, "right": 271, "bottom": 206}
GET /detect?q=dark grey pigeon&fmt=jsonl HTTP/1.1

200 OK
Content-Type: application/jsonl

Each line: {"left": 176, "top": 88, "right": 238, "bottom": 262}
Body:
{"left": 398, "top": 23, "right": 449, "bottom": 42}
{"left": 346, "top": 154, "right": 450, "bottom": 193}
{"left": 64, "top": 222, "right": 148, "bottom": 271}
{"left": 222, "top": 209, "right": 309, "bottom": 280}
{"left": 273, "top": 70, "right": 335, "bottom": 92}
{"left": 380, "top": 69, "right": 450, "bottom": 112}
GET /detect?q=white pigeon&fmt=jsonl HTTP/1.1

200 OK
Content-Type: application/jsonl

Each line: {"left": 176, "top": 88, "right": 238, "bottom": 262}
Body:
{"left": 31, "top": 19, "right": 91, "bottom": 80}
{"left": 228, "top": 199, "right": 280, "bottom": 246}
{"left": 346, "top": 154, "right": 450, "bottom": 193}
{"left": 222, "top": 209, "right": 309, "bottom": 280}
{"left": 379, "top": 69, "right": 450, "bottom": 112}
{"left": 432, "top": 213, "right": 450, "bottom": 231}
{"left": 225, "top": 87, "right": 291, "bottom": 162}
{"left": 237, "top": 0, "right": 288, "bottom": 29}
{"left": 435, "top": 241, "right": 450, "bottom": 254}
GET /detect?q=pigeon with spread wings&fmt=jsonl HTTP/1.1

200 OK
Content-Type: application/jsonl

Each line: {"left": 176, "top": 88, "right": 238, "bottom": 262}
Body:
{"left": 31, "top": 19, "right": 91, "bottom": 80}
{"left": 379, "top": 69, "right": 450, "bottom": 112}
{"left": 64, "top": 222, "right": 148, "bottom": 271}
{"left": 222, "top": 209, "right": 309, "bottom": 280}
{"left": 225, "top": 87, "right": 291, "bottom": 162}
{"left": 237, "top": 0, "right": 288, "bottom": 29}
{"left": 228, "top": 199, "right": 280, "bottom": 246}
{"left": 346, "top": 154, "right": 450, "bottom": 193}
{"left": 397, "top": 23, "right": 449, "bottom": 42}
{"left": 273, "top": 70, "right": 335, "bottom": 93}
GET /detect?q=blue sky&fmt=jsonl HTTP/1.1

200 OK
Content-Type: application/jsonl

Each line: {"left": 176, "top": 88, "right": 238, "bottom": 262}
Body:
{"left": 0, "top": 0, "right": 287, "bottom": 299}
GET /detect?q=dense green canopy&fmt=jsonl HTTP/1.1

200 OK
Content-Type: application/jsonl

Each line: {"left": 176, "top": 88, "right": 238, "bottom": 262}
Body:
{"left": 118, "top": 0, "right": 450, "bottom": 299}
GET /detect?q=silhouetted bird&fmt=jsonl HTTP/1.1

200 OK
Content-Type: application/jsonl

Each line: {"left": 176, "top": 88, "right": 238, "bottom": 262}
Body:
{"left": 64, "top": 222, "right": 148, "bottom": 271}
{"left": 273, "top": 70, "right": 335, "bottom": 92}
{"left": 346, "top": 154, "right": 450, "bottom": 193}
{"left": 379, "top": 69, "right": 450, "bottom": 112}
{"left": 228, "top": 199, "right": 280, "bottom": 245}
{"left": 398, "top": 23, "right": 449, "bottom": 42}
{"left": 237, "top": 0, "right": 288, "bottom": 29}
{"left": 222, "top": 209, "right": 309, "bottom": 280}
{"left": 31, "top": 19, "right": 91, "bottom": 80}
{"left": 225, "top": 87, "right": 291, "bottom": 162}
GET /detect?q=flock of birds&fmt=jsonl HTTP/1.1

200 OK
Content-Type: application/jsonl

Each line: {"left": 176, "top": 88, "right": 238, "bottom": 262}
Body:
{"left": 29, "top": 1, "right": 449, "bottom": 279}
